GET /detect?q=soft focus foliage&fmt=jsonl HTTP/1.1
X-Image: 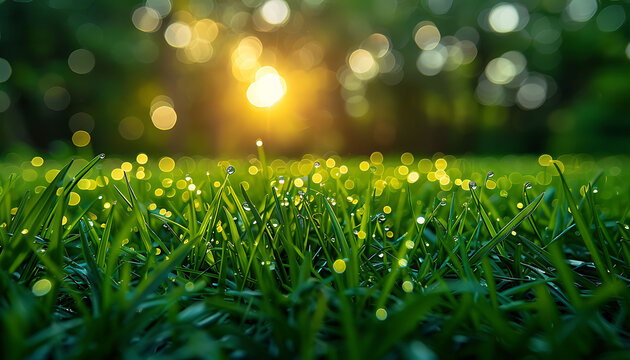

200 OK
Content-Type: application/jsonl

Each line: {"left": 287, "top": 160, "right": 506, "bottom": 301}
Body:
{"left": 1, "top": 0, "right": 630, "bottom": 154}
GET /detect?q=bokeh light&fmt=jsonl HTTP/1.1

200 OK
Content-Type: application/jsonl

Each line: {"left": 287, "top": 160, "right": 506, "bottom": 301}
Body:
{"left": 151, "top": 106, "right": 177, "bottom": 130}
{"left": 68, "top": 49, "right": 95, "bottom": 74}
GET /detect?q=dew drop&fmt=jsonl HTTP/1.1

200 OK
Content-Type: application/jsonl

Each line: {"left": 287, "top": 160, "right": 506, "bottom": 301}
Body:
{"left": 227, "top": 165, "right": 235, "bottom": 175}
{"left": 98, "top": 153, "right": 106, "bottom": 159}
{"left": 524, "top": 182, "right": 532, "bottom": 190}
{"left": 314, "top": 161, "right": 321, "bottom": 168}
{"left": 487, "top": 171, "right": 494, "bottom": 178}
{"left": 242, "top": 202, "right": 251, "bottom": 211}
{"left": 469, "top": 181, "right": 478, "bottom": 190}
{"left": 439, "top": 199, "right": 447, "bottom": 206}
{"left": 279, "top": 176, "right": 285, "bottom": 184}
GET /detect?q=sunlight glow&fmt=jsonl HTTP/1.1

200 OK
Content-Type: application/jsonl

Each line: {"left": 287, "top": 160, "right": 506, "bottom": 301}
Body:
{"left": 247, "top": 67, "right": 286, "bottom": 108}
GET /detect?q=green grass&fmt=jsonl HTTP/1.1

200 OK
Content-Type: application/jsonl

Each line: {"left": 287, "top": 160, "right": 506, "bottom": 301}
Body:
{"left": 1, "top": 151, "right": 629, "bottom": 359}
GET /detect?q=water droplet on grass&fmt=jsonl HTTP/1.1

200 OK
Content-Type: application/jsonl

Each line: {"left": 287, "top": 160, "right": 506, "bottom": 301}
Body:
{"left": 487, "top": 171, "right": 494, "bottom": 178}
{"left": 469, "top": 181, "right": 478, "bottom": 190}
{"left": 227, "top": 165, "right": 235, "bottom": 175}
{"left": 242, "top": 202, "right": 251, "bottom": 211}
{"left": 314, "top": 161, "right": 321, "bottom": 168}
{"left": 524, "top": 182, "right": 532, "bottom": 190}
{"left": 279, "top": 176, "right": 285, "bottom": 184}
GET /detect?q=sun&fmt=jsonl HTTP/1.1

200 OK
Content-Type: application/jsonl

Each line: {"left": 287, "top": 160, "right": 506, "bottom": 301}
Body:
{"left": 246, "top": 66, "right": 286, "bottom": 108}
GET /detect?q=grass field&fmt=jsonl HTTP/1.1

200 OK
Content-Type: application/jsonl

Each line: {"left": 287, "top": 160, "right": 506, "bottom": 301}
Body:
{"left": 1, "top": 148, "right": 629, "bottom": 359}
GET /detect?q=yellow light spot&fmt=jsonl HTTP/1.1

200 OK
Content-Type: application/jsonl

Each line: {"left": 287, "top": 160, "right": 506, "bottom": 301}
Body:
{"left": 256, "top": 139, "right": 263, "bottom": 147}
{"left": 159, "top": 157, "right": 175, "bottom": 172}
{"left": 398, "top": 259, "right": 408, "bottom": 267}
{"left": 486, "top": 179, "right": 496, "bottom": 190}
{"left": 312, "top": 173, "right": 322, "bottom": 184}
{"left": 136, "top": 171, "right": 145, "bottom": 179}
{"left": 103, "top": 202, "right": 111, "bottom": 209}
{"left": 370, "top": 152, "right": 384, "bottom": 164}
{"left": 148, "top": 203, "right": 157, "bottom": 210}
{"left": 32, "top": 279, "right": 52, "bottom": 296}
{"left": 176, "top": 179, "right": 187, "bottom": 189}
{"left": 62, "top": 216, "right": 68, "bottom": 225}
{"left": 418, "top": 159, "right": 433, "bottom": 173}
{"left": 402, "top": 280, "right": 413, "bottom": 293}
{"left": 111, "top": 168, "right": 124, "bottom": 181}
{"left": 340, "top": 165, "right": 348, "bottom": 174}
{"left": 136, "top": 153, "right": 148, "bottom": 164}
{"left": 72, "top": 131, "right": 91, "bottom": 147}
{"left": 344, "top": 179, "right": 355, "bottom": 190}
{"left": 375, "top": 308, "right": 388, "bottom": 320}
{"left": 248, "top": 165, "right": 259, "bottom": 175}
{"left": 401, "top": 152, "right": 414, "bottom": 165}
{"left": 517, "top": 202, "right": 523, "bottom": 209}
{"left": 407, "top": 172, "right": 420, "bottom": 183}
{"left": 359, "top": 161, "right": 370, "bottom": 171}
{"left": 68, "top": 192, "right": 80, "bottom": 206}
{"left": 461, "top": 180, "right": 471, "bottom": 191}
{"left": 31, "top": 156, "right": 44, "bottom": 167}
{"left": 132, "top": 6, "right": 161, "bottom": 33}
{"left": 155, "top": 188, "right": 164, "bottom": 196}
{"left": 406, "top": 240, "right": 415, "bottom": 249}
{"left": 383, "top": 206, "right": 392, "bottom": 214}
{"left": 260, "top": 0, "right": 291, "bottom": 25}
{"left": 164, "top": 22, "right": 192, "bottom": 48}
{"left": 151, "top": 106, "right": 177, "bottom": 130}
{"left": 538, "top": 154, "right": 553, "bottom": 167}
{"left": 294, "top": 178, "right": 304, "bottom": 187}
{"left": 435, "top": 158, "right": 447, "bottom": 170}
{"left": 121, "top": 162, "right": 133, "bottom": 172}
{"left": 414, "top": 22, "right": 441, "bottom": 50}
{"left": 188, "top": 184, "right": 196, "bottom": 191}
{"left": 488, "top": 3, "right": 520, "bottom": 33}
{"left": 511, "top": 231, "right": 517, "bottom": 236}
{"left": 439, "top": 176, "right": 450, "bottom": 186}
{"left": 155, "top": 248, "right": 162, "bottom": 255}
{"left": 333, "top": 259, "right": 346, "bottom": 274}
{"left": 247, "top": 70, "right": 286, "bottom": 108}
{"left": 21, "top": 228, "right": 29, "bottom": 234}
{"left": 357, "top": 230, "right": 366, "bottom": 240}
{"left": 348, "top": 49, "right": 375, "bottom": 74}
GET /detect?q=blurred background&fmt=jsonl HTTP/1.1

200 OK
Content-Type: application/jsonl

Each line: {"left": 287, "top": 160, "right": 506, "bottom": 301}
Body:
{"left": 0, "top": 0, "right": 629, "bottom": 156}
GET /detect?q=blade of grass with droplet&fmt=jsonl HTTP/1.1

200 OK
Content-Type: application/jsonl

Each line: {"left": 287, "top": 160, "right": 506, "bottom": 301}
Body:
{"left": 96, "top": 204, "right": 115, "bottom": 268}
{"left": 1, "top": 161, "right": 73, "bottom": 272}
{"left": 470, "top": 187, "right": 497, "bottom": 238}
{"left": 553, "top": 163, "right": 608, "bottom": 280}
{"left": 470, "top": 192, "right": 544, "bottom": 264}
{"left": 323, "top": 194, "right": 358, "bottom": 288}
{"left": 523, "top": 188, "right": 544, "bottom": 244}
{"left": 122, "top": 171, "right": 152, "bottom": 254}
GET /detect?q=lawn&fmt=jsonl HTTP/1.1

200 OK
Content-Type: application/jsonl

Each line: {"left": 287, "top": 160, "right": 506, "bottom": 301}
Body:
{"left": 1, "top": 149, "right": 629, "bottom": 359}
